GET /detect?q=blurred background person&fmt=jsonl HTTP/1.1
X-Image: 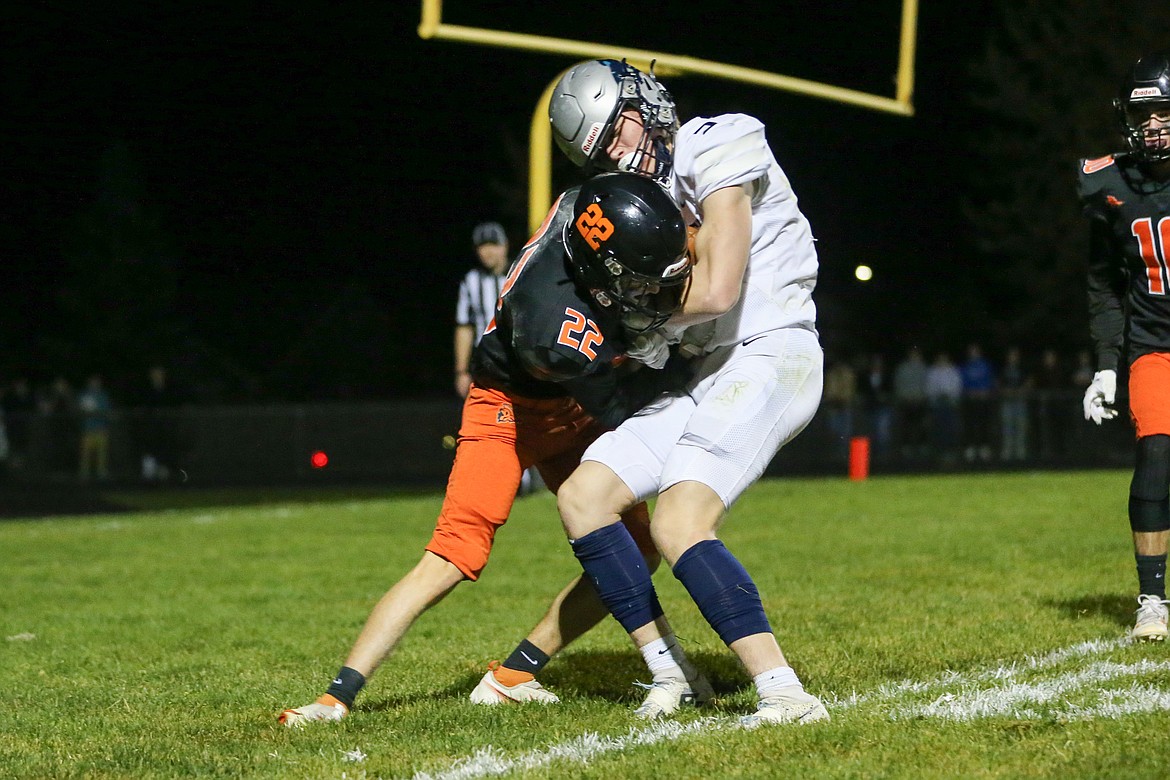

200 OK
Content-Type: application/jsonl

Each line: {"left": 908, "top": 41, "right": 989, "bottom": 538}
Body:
{"left": 959, "top": 342, "right": 996, "bottom": 463}
{"left": 1033, "top": 348, "right": 1067, "bottom": 463}
{"left": 893, "top": 346, "right": 930, "bottom": 463}
{"left": 998, "top": 346, "right": 1031, "bottom": 462}
{"left": 133, "top": 364, "right": 182, "bottom": 482}
{"left": 926, "top": 351, "right": 963, "bottom": 468}
{"left": 823, "top": 353, "right": 857, "bottom": 462}
{"left": 2, "top": 377, "right": 35, "bottom": 473}
{"left": 77, "top": 373, "right": 112, "bottom": 482}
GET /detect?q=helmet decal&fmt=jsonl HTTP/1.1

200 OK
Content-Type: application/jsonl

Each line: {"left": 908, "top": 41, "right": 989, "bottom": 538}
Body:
{"left": 580, "top": 122, "right": 608, "bottom": 158}
{"left": 575, "top": 203, "right": 615, "bottom": 250}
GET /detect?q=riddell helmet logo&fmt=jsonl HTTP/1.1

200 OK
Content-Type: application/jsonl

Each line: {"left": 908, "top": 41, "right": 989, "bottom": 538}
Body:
{"left": 662, "top": 257, "right": 690, "bottom": 278}
{"left": 1131, "top": 87, "right": 1165, "bottom": 99}
{"left": 576, "top": 203, "right": 615, "bottom": 250}
{"left": 580, "top": 122, "right": 606, "bottom": 156}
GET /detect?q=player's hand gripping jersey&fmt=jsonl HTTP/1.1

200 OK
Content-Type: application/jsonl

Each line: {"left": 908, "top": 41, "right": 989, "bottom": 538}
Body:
{"left": 1079, "top": 153, "right": 1170, "bottom": 370}
{"left": 668, "top": 113, "right": 819, "bottom": 351}
{"left": 471, "top": 188, "right": 687, "bottom": 429}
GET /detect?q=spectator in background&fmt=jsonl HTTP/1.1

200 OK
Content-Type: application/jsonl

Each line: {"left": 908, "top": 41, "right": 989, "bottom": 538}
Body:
{"left": 893, "top": 346, "right": 930, "bottom": 462}
{"left": 998, "top": 346, "right": 1031, "bottom": 462}
{"left": 134, "top": 364, "right": 182, "bottom": 482}
{"left": 40, "top": 376, "right": 76, "bottom": 477}
{"left": 857, "top": 353, "right": 893, "bottom": 460}
{"left": 823, "top": 355, "right": 857, "bottom": 460}
{"left": 453, "top": 222, "right": 540, "bottom": 497}
{"left": 77, "top": 374, "right": 112, "bottom": 482}
{"left": 1068, "top": 349, "right": 1098, "bottom": 457}
{"left": 959, "top": 342, "right": 996, "bottom": 463}
{"left": 1072, "top": 349, "right": 1095, "bottom": 390}
{"left": 1033, "top": 348, "right": 1067, "bottom": 462}
{"left": 2, "top": 377, "right": 34, "bottom": 472}
{"left": 926, "top": 351, "right": 963, "bottom": 467}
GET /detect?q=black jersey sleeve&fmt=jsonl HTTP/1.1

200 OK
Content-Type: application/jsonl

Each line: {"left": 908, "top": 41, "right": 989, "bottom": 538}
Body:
{"left": 1086, "top": 219, "right": 1127, "bottom": 372}
{"left": 1078, "top": 157, "right": 1128, "bottom": 372}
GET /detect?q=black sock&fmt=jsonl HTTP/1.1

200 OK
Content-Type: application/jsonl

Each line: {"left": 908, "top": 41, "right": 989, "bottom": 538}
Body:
{"left": 502, "top": 639, "right": 550, "bottom": 675}
{"left": 1136, "top": 554, "right": 1167, "bottom": 599}
{"left": 325, "top": 666, "right": 366, "bottom": 709}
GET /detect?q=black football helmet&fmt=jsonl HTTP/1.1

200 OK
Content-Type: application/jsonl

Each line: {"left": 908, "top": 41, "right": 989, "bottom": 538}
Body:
{"left": 564, "top": 173, "right": 691, "bottom": 333}
{"left": 1115, "top": 51, "right": 1170, "bottom": 164}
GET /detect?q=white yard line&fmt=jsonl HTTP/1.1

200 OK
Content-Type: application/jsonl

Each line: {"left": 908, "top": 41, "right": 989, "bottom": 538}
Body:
{"left": 406, "top": 636, "right": 1163, "bottom": 780}
{"left": 410, "top": 718, "right": 728, "bottom": 780}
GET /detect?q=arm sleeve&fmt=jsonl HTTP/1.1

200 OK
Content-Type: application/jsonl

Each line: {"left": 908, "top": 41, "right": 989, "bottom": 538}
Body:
{"left": 1086, "top": 219, "right": 1126, "bottom": 372}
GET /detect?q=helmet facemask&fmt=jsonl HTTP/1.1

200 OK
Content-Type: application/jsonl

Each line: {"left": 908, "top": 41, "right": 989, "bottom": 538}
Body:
{"left": 608, "top": 63, "right": 679, "bottom": 184}
{"left": 1122, "top": 102, "right": 1170, "bottom": 164}
{"left": 1115, "top": 52, "right": 1170, "bottom": 165}
{"left": 599, "top": 254, "right": 691, "bottom": 333}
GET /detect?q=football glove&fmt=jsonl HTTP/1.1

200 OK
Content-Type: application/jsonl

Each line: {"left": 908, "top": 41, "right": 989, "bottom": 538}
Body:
{"left": 1082, "top": 369, "right": 1118, "bottom": 425}
{"left": 627, "top": 331, "right": 670, "bottom": 369}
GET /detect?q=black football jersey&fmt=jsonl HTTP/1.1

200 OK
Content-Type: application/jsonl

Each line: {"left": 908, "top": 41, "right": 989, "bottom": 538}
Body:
{"left": 470, "top": 188, "right": 669, "bottom": 428}
{"left": 1078, "top": 153, "right": 1170, "bottom": 370}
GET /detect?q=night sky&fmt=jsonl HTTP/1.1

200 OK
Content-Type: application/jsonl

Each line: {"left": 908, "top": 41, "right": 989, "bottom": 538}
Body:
{"left": 2, "top": 1, "right": 996, "bottom": 399}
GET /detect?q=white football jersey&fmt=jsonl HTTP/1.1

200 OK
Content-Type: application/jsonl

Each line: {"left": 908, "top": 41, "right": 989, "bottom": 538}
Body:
{"left": 668, "top": 113, "right": 818, "bottom": 350}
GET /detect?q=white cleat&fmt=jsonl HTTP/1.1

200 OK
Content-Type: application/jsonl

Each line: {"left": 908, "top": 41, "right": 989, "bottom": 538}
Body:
{"left": 278, "top": 694, "right": 349, "bottom": 727}
{"left": 740, "top": 686, "right": 829, "bottom": 728}
{"left": 1133, "top": 594, "right": 1170, "bottom": 642}
{"left": 632, "top": 672, "right": 715, "bottom": 719}
{"left": 469, "top": 663, "right": 559, "bottom": 705}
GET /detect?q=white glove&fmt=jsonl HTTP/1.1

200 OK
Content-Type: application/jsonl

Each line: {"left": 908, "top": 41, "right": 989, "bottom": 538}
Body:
{"left": 627, "top": 331, "right": 670, "bottom": 369}
{"left": 1082, "top": 369, "right": 1118, "bottom": 425}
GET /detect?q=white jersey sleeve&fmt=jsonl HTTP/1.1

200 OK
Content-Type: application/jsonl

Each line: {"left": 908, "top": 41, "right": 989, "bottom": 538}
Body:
{"left": 669, "top": 113, "right": 819, "bottom": 349}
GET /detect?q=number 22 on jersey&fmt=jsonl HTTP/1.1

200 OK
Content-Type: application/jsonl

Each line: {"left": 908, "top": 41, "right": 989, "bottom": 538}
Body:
{"left": 557, "top": 307, "right": 602, "bottom": 360}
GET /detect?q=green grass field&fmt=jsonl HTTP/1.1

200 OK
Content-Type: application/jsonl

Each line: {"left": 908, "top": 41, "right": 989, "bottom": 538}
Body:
{"left": 3, "top": 471, "right": 1169, "bottom": 779}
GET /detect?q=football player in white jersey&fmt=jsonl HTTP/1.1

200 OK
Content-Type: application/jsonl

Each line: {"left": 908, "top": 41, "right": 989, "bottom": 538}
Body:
{"left": 475, "top": 59, "right": 827, "bottom": 727}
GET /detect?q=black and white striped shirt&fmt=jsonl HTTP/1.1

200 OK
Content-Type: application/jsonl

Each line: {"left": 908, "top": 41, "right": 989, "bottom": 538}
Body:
{"left": 455, "top": 267, "right": 506, "bottom": 344}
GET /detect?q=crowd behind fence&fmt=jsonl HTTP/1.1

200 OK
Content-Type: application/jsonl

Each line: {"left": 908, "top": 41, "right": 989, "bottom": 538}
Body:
{"left": 0, "top": 389, "right": 1137, "bottom": 489}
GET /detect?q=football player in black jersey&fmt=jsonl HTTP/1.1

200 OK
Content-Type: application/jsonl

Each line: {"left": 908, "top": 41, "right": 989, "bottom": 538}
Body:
{"left": 280, "top": 173, "right": 695, "bottom": 724}
{"left": 1080, "top": 51, "right": 1170, "bottom": 641}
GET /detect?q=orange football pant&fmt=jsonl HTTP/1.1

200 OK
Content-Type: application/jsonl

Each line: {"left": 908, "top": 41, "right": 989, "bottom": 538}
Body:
{"left": 1130, "top": 353, "right": 1170, "bottom": 438}
{"left": 426, "top": 383, "right": 651, "bottom": 580}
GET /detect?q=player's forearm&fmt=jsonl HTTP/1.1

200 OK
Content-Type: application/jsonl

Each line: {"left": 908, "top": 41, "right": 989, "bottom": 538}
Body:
{"left": 670, "top": 188, "right": 751, "bottom": 326}
{"left": 454, "top": 326, "right": 475, "bottom": 375}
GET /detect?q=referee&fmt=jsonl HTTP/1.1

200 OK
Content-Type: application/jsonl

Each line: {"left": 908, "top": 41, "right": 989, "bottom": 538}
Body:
{"left": 454, "top": 221, "right": 510, "bottom": 398}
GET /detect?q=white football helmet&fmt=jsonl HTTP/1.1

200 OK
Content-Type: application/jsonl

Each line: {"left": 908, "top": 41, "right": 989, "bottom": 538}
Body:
{"left": 549, "top": 59, "right": 678, "bottom": 183}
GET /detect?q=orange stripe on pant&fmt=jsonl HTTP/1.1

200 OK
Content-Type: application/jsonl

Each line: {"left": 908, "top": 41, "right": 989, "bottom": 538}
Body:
{"left": 425, "top": 384, "right": 650, "bottom": 581}
{"left": 1129, "top": 352, "right": 1170, "bottom": 438}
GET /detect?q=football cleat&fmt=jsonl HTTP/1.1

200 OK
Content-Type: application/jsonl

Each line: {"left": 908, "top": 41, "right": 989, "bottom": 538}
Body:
{"left": 469, "top": 661, "right": 559, "bottom": 705}
{"left": 1133, "top": 594, "right": 1170, "bottom": 642}
{"left": 278, "top": 694, "right": 348, "bottom": 727}
{"left": 740, "top": 686, "right": 829, "bottom": 728}
{"left": 632, "top": 672, "right": 715, "bottom": 719}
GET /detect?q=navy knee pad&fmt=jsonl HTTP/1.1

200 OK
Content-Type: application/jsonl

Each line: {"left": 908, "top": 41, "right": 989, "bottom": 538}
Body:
{"left": 672, "top": 539, "right": 772, "bottom": 645}
{"left": 571, "top": 524, "right": 663, "bottom": 634}
{"left": 1131, "top": 435, "right": 1170, "bottom": 533}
